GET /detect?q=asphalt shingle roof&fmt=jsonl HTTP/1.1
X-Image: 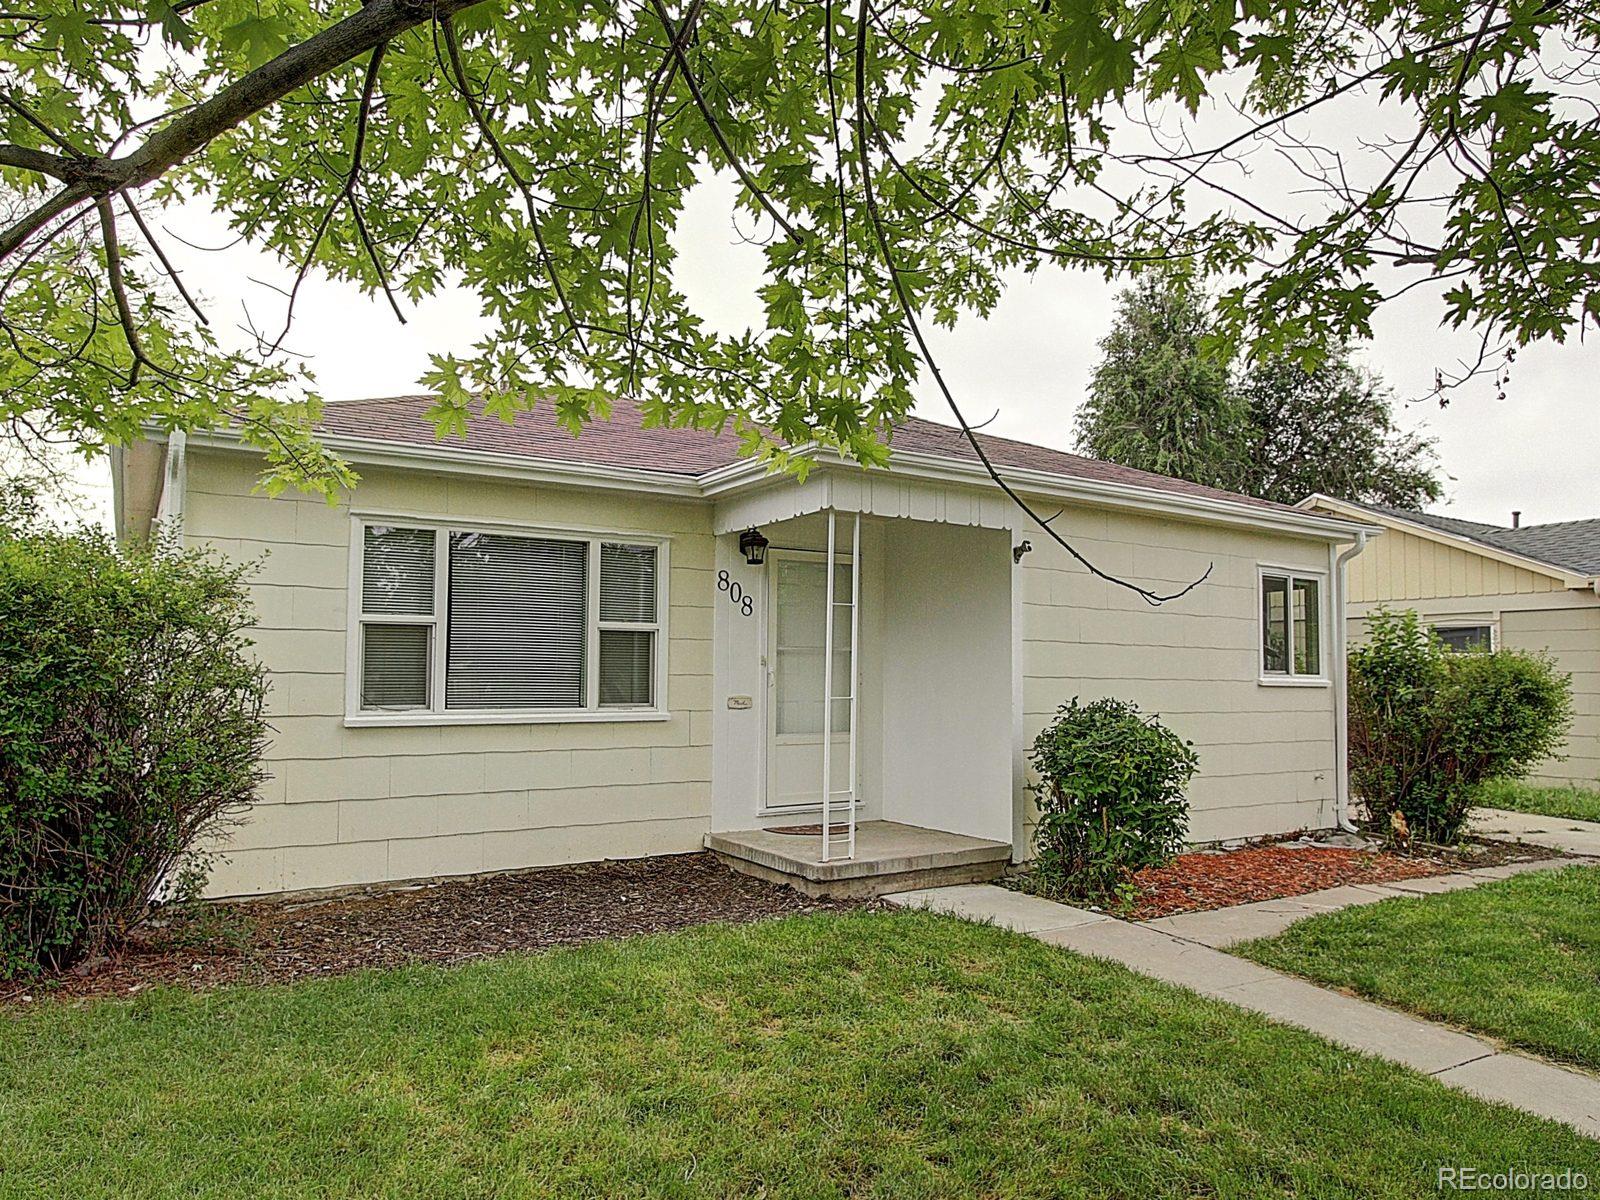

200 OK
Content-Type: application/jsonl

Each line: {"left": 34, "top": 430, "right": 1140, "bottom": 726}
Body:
{"left": 318, "top": 394, "right": 1303, "bottom": 515}
{"left": 1345, "top": 501, "right": 1600, "bottom": 576}
{"left": 1493, "top": 520, "right": 1600, "bottom": 576}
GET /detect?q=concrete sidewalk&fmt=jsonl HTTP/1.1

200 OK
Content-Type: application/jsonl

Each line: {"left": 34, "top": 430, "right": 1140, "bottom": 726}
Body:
{"left": 1143, "top": 855, "right": 1574, "bottom": 948}
{"left": 1472, "top": 806, "right": 1600, "bottom": 857}
{"left": 885, "top": 880, "right": 1600, "bottom": 1139}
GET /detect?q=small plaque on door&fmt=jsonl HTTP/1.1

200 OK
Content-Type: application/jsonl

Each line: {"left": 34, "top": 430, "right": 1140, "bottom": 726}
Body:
{"left": 726, "top": 695, "right": 754, "bottom": 710}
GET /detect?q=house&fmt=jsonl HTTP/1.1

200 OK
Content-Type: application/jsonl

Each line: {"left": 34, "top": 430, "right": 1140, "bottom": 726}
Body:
{"left": 1301, "top": 496, "right": 1600, "bottom": 789}
{"left": 111, "top": 398, "right": 1378, "bottom": 898}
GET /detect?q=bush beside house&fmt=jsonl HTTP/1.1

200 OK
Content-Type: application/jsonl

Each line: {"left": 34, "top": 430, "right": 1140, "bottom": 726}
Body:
{"left": 1349, "top": 608, "right": 1572, "bottom": 844}
{"left": 1027, "top": 697, "right": 1197, "bottom": 900}
{"left": 0, "top": 517, "right": 268, "bottom": 979}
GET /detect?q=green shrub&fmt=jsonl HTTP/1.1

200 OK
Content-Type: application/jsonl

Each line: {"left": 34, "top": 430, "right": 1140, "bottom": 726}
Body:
{"left": 0, "top": 525, "right": 268, "bottom": 979}
{"left": 1027, "top": 697, "right": 1197, "bottom": 899}
{"left": 1348, "top": 608, "right": 1572, "bottom": 844}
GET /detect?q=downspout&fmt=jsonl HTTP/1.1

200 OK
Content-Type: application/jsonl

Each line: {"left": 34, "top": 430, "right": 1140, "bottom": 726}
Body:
{"left": 1332, "top": 532, "right": 1368, "bottom": 834}
{"left": 109, "top": 444, "right": 126, "bottom": 543}
{"left": 147, "top": 430, "right": 190, "bottom": 907}
{"left": 154, "top": 429, "right": 187, "bottom": 542}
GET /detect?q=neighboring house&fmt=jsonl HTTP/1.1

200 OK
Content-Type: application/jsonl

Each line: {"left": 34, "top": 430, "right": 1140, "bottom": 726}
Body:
{"left": 112, "top": 398, "right": 1377, "bottom": 898}
{"left": 1302, "top": 495, "right": 1600, "bottom": 789}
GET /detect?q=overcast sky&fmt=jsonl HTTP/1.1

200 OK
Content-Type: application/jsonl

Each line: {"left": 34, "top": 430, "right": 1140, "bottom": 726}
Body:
{"left": 62, "top": 164, "right": 1599, "bottom": 531}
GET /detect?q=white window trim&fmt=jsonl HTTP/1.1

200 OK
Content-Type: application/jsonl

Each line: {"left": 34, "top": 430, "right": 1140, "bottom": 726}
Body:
{"left": 1257, "top": 563, "right": 1331, "bottom": 687}
{"left": 345, "top": 513, "right": 671, "bottom": 726}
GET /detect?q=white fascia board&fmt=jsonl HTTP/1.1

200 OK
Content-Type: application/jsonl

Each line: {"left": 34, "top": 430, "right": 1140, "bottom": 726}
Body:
{"left": 714, "top": 449, "right": 1381, "bottom": 542}
{"left": 884, "top": 450, "right": 1381, "bottom": 541}
{"left": 181, "top": 428, "right": 705, "bottom": 499}
{"left": 179, "top": 425, "right": 1374, "bottom": 542}
{"left": 1300, "top": 493, "right": 1593, "bottom": 588}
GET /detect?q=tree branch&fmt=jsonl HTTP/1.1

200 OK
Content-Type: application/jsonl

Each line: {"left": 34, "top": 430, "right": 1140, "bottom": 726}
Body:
{"left": 643, "top": 0, "right": 804, "bottom": 244}
{"left": 0, "top": 141, "right": 66, "bottom": 176}
{"left": 0, "top": 91, "right": 86, "bottom": 157}
{"left": 96, "top": 198, "right": 145, "bottom": 387}
{"left": 852, "top": 0, "right": 1210, "bottom": 607}
{"left": 120, "top": 193, "right": 208, "bottom": 327}
{"left": 261, "top": 41, "right": 402, "bottom": 350}
{"left": 0, "top": 0, "right": 492, "bottom": 262}
{"left": 439, "top": 15, "right": 586, "bottom": 354}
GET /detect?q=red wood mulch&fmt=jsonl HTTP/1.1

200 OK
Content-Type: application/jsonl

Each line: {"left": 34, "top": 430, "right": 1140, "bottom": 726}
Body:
{"left": 1124, "top": 845, "right": 1448, "bottom": 921}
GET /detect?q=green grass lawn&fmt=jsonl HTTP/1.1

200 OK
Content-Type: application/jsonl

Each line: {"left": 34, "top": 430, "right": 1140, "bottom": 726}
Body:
{"left": 1477, "top": 777, "right": 1600, "bottom": 824}
{"left": 4, "top": 910, "right": 1596, "bottom": 1199}
{"left": 1238, "top": 866, "right": 1600, "bottom": 1073}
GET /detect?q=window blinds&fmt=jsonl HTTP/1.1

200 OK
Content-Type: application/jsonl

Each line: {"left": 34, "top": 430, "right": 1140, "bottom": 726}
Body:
{"left": 362, "top": 526, "right": 435, "bottom": 614}
{"left": 445, "top": 532, "right": 588, "bottom": 709}
{"left": 598, "top": 543, "right": 657, "bottom": 706}
{"left": 598, "top": 630, "right": 653, "bottom": 706}
{"left": 359, "top": 526, "right": 435, "bottom": 710}
{"left": 361, "top": 623, "right": 430, "bottom": 709}
{"left": 599, "top": 543, "right": 657, "bottom": 622}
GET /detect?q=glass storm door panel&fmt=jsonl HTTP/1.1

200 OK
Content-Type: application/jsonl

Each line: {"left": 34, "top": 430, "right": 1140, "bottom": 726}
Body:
{"left": 766, "top": 554, "right": 853, "bottom": 811}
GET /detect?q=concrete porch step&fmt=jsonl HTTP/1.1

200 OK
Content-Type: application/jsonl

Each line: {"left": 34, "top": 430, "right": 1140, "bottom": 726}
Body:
{"left": 706, "top": 820, "right": 1011, "bottom": 898}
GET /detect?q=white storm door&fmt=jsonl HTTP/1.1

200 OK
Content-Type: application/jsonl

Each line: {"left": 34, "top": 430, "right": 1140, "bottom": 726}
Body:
{"left": 765, "top": 552, "right": 854, "bottom": 812}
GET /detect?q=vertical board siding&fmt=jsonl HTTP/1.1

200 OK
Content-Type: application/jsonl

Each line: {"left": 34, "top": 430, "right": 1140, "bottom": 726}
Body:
{"left": 1344, "top": 522, "right": 1600, "bottom": 788}
{"left": 1348, "top": 603, "right": 1600, "bottom": 788}
{"left": 1345, "top": 524, "right": 1565, "bottom": 603}
{"left": 1018, "top": 507, "right": 1338, "bottom": 846}
{"left": 184, "top": 451, "right": 716, "bottom": 896}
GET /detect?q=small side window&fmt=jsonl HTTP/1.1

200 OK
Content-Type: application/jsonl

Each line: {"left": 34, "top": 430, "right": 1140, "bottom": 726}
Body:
{"left": 1261, "top": 574, "right": 1290, "bottom": 674}
{"left": 359, "top": 526, "right": 437, "bottom": 710}
{"left": 1260, "top": 570, "right": 1325, "bottom": 681}
{"left": 1293, "top": 576, "right": 1321, "bottom": 676}
{"left": 597, "top": 543, "right": 659, "bottom": 707}
{"left": 1434, "top": 624, "right": 1494, "bottom": 653}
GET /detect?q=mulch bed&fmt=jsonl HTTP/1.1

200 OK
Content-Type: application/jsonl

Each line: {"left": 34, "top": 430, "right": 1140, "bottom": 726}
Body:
{"left": 3, "top": 853, "right": 866, "bottom": 1008}
{"left": 1123, "top": 836, "right": 1558, "bottom": 921}
{"left": 1123, "top": 845, "right": 1443, "bottom": 920}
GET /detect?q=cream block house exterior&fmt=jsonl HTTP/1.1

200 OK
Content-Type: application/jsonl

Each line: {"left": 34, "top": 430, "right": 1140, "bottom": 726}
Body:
{"left": 114, "top": 398, "right": 1378, "bottom": 897}
{"left": 1304, "top": 496, "right": 1600, "bottom": 788}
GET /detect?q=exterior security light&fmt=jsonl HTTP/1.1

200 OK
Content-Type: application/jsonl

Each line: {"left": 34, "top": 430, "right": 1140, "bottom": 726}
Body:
{"left": 739, "top": 527, "right": 770, "bottom": 566}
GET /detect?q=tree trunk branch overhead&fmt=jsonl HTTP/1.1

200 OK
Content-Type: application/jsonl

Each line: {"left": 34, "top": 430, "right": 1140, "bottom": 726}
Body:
{"left": 0, "top": 0, "right": 491, "bottom": 260}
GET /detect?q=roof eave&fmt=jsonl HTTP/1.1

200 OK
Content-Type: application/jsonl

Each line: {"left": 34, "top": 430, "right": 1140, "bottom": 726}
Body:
{"left": 887, "top": 450, "right": 1380, "bottom": 540}
{"left": 708, "top": 448, "right": 1378, "bottom": 540}
{"left": 181, "top": 427, "right": 707, "bottom": 498}
{"left": 180, "top": 426, "right": 1376, "bottom": 542}
{"left": 1300, "top": 494, "right": 1595, "bottom": 588}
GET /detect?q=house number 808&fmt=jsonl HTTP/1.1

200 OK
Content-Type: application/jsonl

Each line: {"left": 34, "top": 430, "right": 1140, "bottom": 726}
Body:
{"left": 718, "top": 570, "right": 754, "bottom": 617}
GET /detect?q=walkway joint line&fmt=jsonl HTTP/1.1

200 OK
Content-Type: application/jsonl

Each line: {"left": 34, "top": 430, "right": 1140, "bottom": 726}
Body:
{"left": 885, "top": 873, "right": 1600, "bottom": 1140}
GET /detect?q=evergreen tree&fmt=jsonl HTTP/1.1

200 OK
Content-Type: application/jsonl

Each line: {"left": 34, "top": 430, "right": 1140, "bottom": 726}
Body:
{"left": 1075, "top": 277, "right": 1245, "bottom": 492}
{"left": 1077, "top": 279, "right": 1442, "bottom": 508}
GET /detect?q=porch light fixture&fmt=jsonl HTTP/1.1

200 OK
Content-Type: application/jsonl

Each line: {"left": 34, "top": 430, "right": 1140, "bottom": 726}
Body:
{"left": 739, "top": 527, "right": 770, "bottom": 566}
{"left": 1013, "top": 540, "right": 1033, "bottom": 564}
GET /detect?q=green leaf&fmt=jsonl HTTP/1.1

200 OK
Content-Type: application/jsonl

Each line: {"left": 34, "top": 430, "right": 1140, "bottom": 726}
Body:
{"left": 218, "top": 14, "right": 292, "bottom": 69}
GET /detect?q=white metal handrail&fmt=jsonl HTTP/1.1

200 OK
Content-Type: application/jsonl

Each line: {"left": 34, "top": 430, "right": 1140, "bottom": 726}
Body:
{"left": 821, "top": 509, "right": 860, "bottom": 863}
